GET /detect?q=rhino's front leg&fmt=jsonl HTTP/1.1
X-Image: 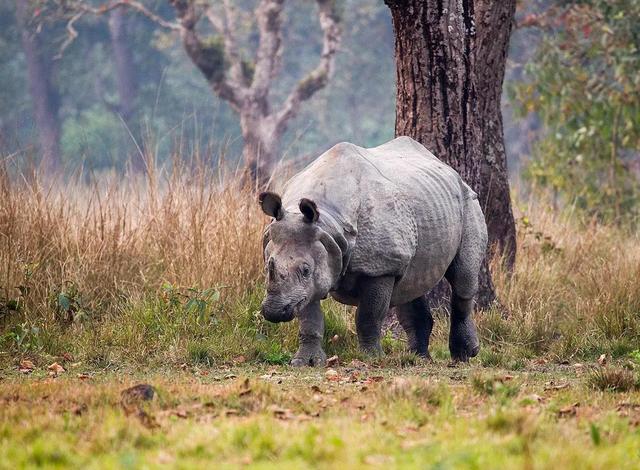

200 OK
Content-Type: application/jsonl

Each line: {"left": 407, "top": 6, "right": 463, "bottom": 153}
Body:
{"left": 291, "top": 301, "right": 327, "bottom": 367}
{"left": 356, "top": 276, "right": 395, "bottom": 355}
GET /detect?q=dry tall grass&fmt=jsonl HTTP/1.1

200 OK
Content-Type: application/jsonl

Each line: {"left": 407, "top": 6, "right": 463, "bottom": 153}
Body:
{"left": 0, "top": 160, "right": 265, "bottom": 324}
{"left": 1, "top": 159, "right": 639, "bottom": 366}
{"left": 485, "top": 197, "right": 640, "bottom": 360}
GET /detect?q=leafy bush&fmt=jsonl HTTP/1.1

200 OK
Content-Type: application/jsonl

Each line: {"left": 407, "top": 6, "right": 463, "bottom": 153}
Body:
{"left": 513, "top": 1, "right": 640, "bottom": 223}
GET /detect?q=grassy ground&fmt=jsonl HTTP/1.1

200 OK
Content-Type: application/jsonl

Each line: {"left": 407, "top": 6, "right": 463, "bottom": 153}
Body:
{"left": 2, "top": 164, "right": 640, "bottom": 467}
{"left": 2, "top": 360, "right": 640, "bottom": 469}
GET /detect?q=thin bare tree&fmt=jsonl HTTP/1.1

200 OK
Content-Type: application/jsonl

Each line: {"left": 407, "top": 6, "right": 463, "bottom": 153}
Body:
{"left": 64, "top": 0, "right": 342, "bottom": 181}
{"left": 17, "top": 0, "right": 62, "bottom": 174}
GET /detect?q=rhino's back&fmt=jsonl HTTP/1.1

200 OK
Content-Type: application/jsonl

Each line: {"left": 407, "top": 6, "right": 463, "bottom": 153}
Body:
{"left": 282, "top": 137, "right": 469, "bottom": 304}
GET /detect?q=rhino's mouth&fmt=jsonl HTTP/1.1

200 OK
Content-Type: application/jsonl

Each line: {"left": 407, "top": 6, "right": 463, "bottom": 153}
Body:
{"left": 262, "top": 297, "right": 306, "bottom": 323}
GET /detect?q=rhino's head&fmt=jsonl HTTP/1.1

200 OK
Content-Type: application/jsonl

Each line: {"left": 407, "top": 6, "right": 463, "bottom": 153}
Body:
{"left": 258, "top": 191, "right": 345, "bottom": 323}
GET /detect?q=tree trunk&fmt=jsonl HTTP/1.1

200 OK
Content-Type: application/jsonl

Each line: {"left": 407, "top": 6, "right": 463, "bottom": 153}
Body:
{"left": 239, "top": 111, "right": 279, "bottom": 184}
{"left": 108, "top": 7, "right": 137, "bottom": 122}
{"left": 385, "top": 0, "right": 517, "bottom": 308}
{"left": 108, "top": 6, "right": 143, "bottom": 171}
{"left": 16, "top": 0, "right": 62, "bottom": 175}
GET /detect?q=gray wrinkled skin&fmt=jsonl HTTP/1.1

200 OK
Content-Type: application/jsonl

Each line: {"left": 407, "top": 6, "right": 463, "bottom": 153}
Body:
{"left": 259, "top": 137, "right": 487, "bottom": 366}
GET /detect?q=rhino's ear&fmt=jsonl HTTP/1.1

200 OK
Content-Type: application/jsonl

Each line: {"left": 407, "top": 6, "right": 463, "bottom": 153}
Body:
{"left": 299, "top": 198, "right": 319, "bottom": 223}
{"left": 259, "top": 192, "right": 284, "bottom": 220}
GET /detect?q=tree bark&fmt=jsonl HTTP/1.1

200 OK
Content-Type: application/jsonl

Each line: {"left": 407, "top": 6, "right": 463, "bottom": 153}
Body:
{"left": 108, "top": 6, "right": 145, "bottom": 171}
{"left": 385, "top": 0, "right": 517, "bottom": 308}
{"left": 108, "top": 7, "right": 137, "bottom": 122}
{"left": 16, "top": 0, "right": 62, "bottom": 174}
{"left": 240, "top": 114, "right": 279, "bottom": 183}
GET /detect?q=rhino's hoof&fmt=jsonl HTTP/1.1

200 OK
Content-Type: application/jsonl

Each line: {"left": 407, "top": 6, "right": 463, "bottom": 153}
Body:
{"left": 291, "top": 350, "right": 326, "bottom": 367}
{"left": 450, "top": 336, "right": 480, "bottom": 362}
{"left": 450, "top": 344, "right": 480, "bottom": 363}
{"left": 359, "top": 340, "right": 384, "bottom": 358}
{"left": 449, "top": 320, "right": 480, "bottom": 363}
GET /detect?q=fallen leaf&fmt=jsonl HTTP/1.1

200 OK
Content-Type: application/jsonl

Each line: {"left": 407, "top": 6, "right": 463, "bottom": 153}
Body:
{"left": 365, "top": 375, "right": 384, "bottom": 384}
{"left": 348, "top": 359, "right": 368, "bottom": 369}
{"left": 180, "top": 363, "right": 188, "bottom": 370}
{"left": 267, "top": 404, "right": 294, "bottom": 420}
{"left": 325, "top": 369, "right": 340, "bottom": 381}
{"left": 330, "top": 334, "right": 339, "bottom": 343}
{"left": 174, "top": 409, "right": 188, "bottom": 419}
{"left": 233, "top": 355, "right": 246, "bottom": 364}
{"left": 76, "top": 373, "right": 91, "bottom": 380}
{"left": 544, "top": 381, "right": 570, "bottom": 391}
{"left": 19, "top": 359, "right": 35, "bottom": 374}
{"left": 326, "top": 355, "right": 339, "bottom": 367}
{"left": 61, "top": 352, "right": 74, "bottom": 362}
{"left": 558, "top": 402, "right": 580, "bottom": 418}
{"left": 47, "top": 362, "right": 65, "bottom": 377}
{"left": 597, "top": 354, "right": 607, "bottom": 366}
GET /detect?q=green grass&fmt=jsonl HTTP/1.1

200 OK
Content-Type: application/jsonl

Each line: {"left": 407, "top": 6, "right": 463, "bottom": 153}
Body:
{"left": 1, "top": 362, "right": 640, "bottom": 469}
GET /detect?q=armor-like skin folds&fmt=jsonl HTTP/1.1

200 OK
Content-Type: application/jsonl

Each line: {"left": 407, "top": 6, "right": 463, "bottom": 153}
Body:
{"left": 260, "top": 137, "right": 487, "bottom": 366}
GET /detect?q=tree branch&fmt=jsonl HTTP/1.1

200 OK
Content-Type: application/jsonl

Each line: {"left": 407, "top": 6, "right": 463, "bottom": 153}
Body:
{"left": 250, "top": 0, "right": 285, "bottom": 105}
{"left": 205, "top": 0, "right": 246, "bottom": 87}
{"left": 78, "top": 1, "right": 181, "bottom": 31}
{"left": 168, "top": 0, "right": 244, "bottom": 111}
{"left": 56, "top": 1, "right": 180, "bottom": 59}
{"left": 273, "top": 0, "right": 341, "bottom": 132}
{"left": 55, "top": 10, "right": 84, "bottom": 59}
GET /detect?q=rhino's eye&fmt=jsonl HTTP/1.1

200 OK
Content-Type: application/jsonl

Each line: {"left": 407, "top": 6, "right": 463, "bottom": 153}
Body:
{"left": 301, "top": 264, "right": 311, "bottom": 278}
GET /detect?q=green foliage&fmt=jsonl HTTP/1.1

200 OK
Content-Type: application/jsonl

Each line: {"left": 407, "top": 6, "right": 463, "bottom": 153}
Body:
{"left": 61, "top": 106, "right": 129, "bottom": 170}
{"left": 513, "top": 0, "right": 640, "bottom": 222}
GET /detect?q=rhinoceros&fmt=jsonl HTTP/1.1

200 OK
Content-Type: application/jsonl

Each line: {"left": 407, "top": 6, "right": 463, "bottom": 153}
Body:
{"left": 259, "top": 136, "right": 487, "bottom": 366}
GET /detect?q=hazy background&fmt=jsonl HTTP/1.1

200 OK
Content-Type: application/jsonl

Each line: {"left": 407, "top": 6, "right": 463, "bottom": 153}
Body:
{"left": 0, "top": 0, "right": 539, "bottom": 175}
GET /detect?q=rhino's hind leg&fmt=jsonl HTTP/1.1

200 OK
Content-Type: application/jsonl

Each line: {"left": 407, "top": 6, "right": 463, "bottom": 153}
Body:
{"left": 356, "top": 276, "right": 395, "bottom": 356}
{"left": 445, "top": 202, "right": 485, "bottom": 362}
{"left": 291, "top": 301, "right": 327, "bottom": 367}
{"left": 395, "top": 295, "right": 433, "bottom": 358}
